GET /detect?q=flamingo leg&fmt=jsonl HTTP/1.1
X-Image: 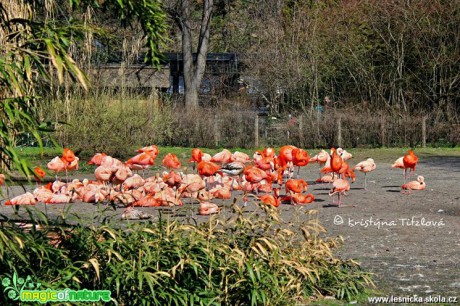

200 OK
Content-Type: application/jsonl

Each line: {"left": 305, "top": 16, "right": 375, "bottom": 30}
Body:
{"left": 337, "top": 192, "right": 356, "bottom": 208}
{"left": 331, "top": 193, "right": 337, "bottom": 204}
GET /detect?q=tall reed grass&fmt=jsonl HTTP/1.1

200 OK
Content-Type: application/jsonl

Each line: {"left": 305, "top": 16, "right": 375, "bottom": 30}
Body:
{"left": 0, "top": 203, "right": 373, "bottom": 305}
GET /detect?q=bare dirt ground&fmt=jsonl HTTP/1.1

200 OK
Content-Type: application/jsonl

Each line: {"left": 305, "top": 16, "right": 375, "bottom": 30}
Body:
{"left": 1, "top": 150, "right": 460, "bottom": 301}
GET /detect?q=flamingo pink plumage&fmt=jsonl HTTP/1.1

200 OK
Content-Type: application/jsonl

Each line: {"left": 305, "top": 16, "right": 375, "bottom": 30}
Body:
{"left": 4, "top": 192, "right": 36, "bottom": 205}
{"left": 403, "top": 150, "right": 418, "bottom": 182}
{"left": 353, "top": 158, "right": 376, "bottom": 190}
{"left": 401, "top": 175, "right": 426, "bottom": 193}
{"left": 162, "top": 153, "right": 182, "bottom": 170}
{"left": 329, "top": 178, "right": 353, "bottom": 207}
{"left": 199, "top": 202, "right": 219, "bottom": 215}
{"left": 210, "top": 149, "right": 233, "bottom": 164}
{"left": 87, "top": 153, "right": 107, "bottom": 166}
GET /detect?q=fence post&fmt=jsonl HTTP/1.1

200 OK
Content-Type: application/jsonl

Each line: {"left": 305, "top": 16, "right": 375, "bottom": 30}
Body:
{"left": 422, "top": 116, "right": 427, "bottom": 148}
{"left": 380, "top": 117, "right": 385, "bottom": 147}
{"left": 255, "top": 114, "right": 259, "bottom": 147}
{"left": 299, "top": 115, "right": 303, "bottom": 147}
{"left": 337, "top": 114, "right": 342, "bottom": 147}
{"left": 214, "top": 114, "right": 219, "bottom": 147}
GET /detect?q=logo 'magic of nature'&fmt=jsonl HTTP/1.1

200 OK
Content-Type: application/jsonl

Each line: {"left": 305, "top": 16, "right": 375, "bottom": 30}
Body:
{"left": 2, "top": 272, "right": 111, "bottom": 303}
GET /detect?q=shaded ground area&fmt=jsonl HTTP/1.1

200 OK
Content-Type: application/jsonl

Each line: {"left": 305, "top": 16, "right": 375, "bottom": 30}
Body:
{"left": 1, "top": 153, "right": 460, "bottom": 301}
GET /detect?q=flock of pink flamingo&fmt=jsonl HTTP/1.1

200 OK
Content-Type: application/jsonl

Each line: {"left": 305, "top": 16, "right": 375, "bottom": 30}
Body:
{"left": 1, "top": 145, "right": 425, "bottom": 218}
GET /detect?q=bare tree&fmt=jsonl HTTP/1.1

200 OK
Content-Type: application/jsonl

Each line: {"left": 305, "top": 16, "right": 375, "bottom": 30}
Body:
{"left": 169, "top": 0, "right": 213, "bottom": 108}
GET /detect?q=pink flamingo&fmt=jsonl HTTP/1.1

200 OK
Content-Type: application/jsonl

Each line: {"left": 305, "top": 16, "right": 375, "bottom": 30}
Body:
{"left": 87, "top": 153, "right": 107, "bottom": 166}
{"left": 329, "top": 179, "right": 354, "bottom": 207}
{"left": 199, "top": 202, "right": 219, "bottom": 215}
{"left": 210, "top": 149, "right": 233, "bottom": 164}
{"left": 4, "top": 192, "right": 36, "bottom": 205}
{"left": 401, "top": 175, "right": 426, "bottom": 194}
{"left": 403, "top": 150, "right": 419, "bottom": 182}
{"left": 353, "top": 158, "right": 376, "bottom": 190}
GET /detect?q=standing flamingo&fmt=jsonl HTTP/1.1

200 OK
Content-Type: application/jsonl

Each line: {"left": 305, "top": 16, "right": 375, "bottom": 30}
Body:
{"left": 311, "top": 149, "right": 330, "bottom": 180}
{"left": 336, "top": 148, "right": 353, "bottom": 161}
{"left": 197, "top": 161, "right": 221, "bottom": 190}
{"left": 220, "top": 161, "right": 245, "bottom": 190}
{"left": 278, "top": 145, "right": 298, "bottom": 180}
{"left": 403, "top": 150, "right": 418, "bottom": 182}
{"left": 137, "top": 145, "right": 159, "bottom": 156}
{"left": 329, "top": 179, "right": 353, "bottom": 207}
{"left": 188, "top": 148, "right": 203, "bottom": 170}
{"left": 47, "top": 156, "right": 67, "bottom": 180}
{"left": 126, "top": 152, "right": 155, "bottom": 176}
{"left": 330, "top": 148, "right": 343, "bottom": 179}
{"left": 353, "top": 158, "right": 376, "bottom": 190}
{"left": 162, "top": 153, "right": 182, "bottom": 171}
{"left": 292, "top": 148, "right": 310, "bottom": 178}
{"left": 231, "top": 151, "right": 251, "bottom": 163}
{"left": 244, "top": 165, "right": 271, "bottom": 193}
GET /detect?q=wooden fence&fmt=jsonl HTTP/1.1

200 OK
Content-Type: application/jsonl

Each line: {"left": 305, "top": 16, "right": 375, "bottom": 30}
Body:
{"left": 203, "top": 110, "right": 456, "bottom": 149}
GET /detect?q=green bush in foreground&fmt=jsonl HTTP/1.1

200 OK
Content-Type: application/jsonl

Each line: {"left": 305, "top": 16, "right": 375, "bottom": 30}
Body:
{"left": 0, "top": 203, "right": 373, "bottom": 305}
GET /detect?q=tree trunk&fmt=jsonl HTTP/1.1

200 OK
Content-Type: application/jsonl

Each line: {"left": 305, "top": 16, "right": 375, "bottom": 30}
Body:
{"left": 180, "top": 0, "right": 213, "bottom": 109}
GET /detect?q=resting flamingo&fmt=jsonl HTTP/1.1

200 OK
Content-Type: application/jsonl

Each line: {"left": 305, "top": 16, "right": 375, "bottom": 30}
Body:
{"left": 47, "top": 156, "right": 67, "bottom": 180}
{"left": 121, "top": 206, "right": 151, "bottom": 220}
{"left": 137, "top": 145, "right": 159, "bottom": 157}
{"left": 283, "top": 193, "right": 315, "bottom": 205}
{"left": 4, "top": 192, "right": 36, "bottom": 205}
{"left": 87, "top": 153, "right": 107, "bottom": 166}
{"left": 401, "top": 175, "right": 426, "bottom": 194}
{"left": 258, "top": 188, "right": 281, "bottom": 208}
{"left": 199, "top": 202, "right": 219, "bottom": 215}
{"left": 285, "top": 179, "right": 308, "bottom": 194}
{"left": 211, "top": 149, "right": 233, "bottom": 164}
{"left": 244, "top": 165, "right": 271, "bottom": 193}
